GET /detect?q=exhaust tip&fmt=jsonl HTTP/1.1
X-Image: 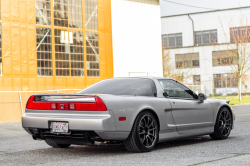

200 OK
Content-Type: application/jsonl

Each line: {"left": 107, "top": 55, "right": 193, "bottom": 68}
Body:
{"left": 90, "top": 138, "right": 95, "bottom": 145}
{"left": 32, "top": 134, "right": 42, "bottom": 141}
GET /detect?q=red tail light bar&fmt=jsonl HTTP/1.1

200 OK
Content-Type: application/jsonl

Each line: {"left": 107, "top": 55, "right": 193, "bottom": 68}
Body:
{"left": 26, "top": 95, "right": 107, "bottom": 111}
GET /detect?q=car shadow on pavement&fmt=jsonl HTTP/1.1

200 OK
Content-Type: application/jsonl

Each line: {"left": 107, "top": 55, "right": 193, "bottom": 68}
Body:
{"left": 155, "top": 135, "right": 236, "bottom": 151}
{"left": 155, "top": 136, "right": 213, "bottom": 150}
{"left": 6, "top": 135, "right": 236, "bottom": 160}
{"left": 29, "top": 135, "right": 219, "bottom": 156}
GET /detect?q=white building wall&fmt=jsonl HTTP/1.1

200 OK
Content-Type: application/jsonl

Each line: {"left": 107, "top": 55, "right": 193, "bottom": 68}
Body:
{"left": 161, "top": 8, "right": 250, "bottom": 95}
{"left": 162, "top": 8, "right": 250, "bottom": 46}
{"left": 111, "top": 0, "right": 163, "bottom": 77}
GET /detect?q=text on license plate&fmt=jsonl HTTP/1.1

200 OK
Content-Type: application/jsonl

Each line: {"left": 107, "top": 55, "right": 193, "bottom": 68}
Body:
{"left": 52, "top": 122, "right": 69, "bottom": 133}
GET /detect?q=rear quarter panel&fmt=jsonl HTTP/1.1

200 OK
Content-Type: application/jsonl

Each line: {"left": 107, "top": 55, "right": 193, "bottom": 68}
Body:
{"left": 99, "top": 95, "right": 174, "bottom": 132}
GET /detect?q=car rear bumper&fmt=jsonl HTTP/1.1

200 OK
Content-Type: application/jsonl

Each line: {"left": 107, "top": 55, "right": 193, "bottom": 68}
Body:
{"left": 22, "top": 110, "right": 129, "bottom": 141}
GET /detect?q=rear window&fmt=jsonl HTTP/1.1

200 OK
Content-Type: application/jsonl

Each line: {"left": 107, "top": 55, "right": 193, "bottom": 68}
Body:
{"left": 79, "top": 78, "right": 157, "bottom": 97}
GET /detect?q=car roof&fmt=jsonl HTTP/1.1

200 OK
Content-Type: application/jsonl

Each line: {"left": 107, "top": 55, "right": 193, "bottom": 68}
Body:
{"left": 110, "top": 77, "right": 172, "bottom": 80}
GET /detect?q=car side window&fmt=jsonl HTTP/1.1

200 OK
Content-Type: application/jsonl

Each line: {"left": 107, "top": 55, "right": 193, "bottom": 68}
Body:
{"left": 158, "top": 79, "right": 197, "bottom": 99}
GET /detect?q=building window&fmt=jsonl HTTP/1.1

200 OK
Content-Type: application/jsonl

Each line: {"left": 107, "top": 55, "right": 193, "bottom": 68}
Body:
{"left": 169, "top": 34, "right": 175, "bottom": 47}
{"left": 195, "top": 30, "right": 217, "bottom": 45}
{"left": 0, "top": 23, "right": 2, "bottom": 76}
{"left": 162, "top": 35, "right": 168, "bottom": 47}
{"left": 176, "top": 33, "right": 182, "bottom": 46}
{"left": 193, "top": 75, "right": 201, "bottom": 85}
{"left": 37, "top": 27, "right": 52, "bottom": 76}
{"left": 230, "top": 26, "right": 250, "bottom": 43}
{"left": 212, "top": 50, "right": 238, "bottom": 66}
{"left": 55, "top": 29, "right": 70, "bottom": 76}
{"left": 85, "top": 0, "right": 98, "bottom": 30}
{"left": 54, "top": 0, "right": 83, "bottom": 28}
{"left": 161, "top": 33, "right": 182, "bottom": 48}
{"left": 211, "top": 30, "right": 217, "bottom": 43}
{"left": 86, "top": 32, "right": 99, "bottom": 77}
{"left": 54, "top": 0, "right": 68, "bottom": 27}
{"left": 175, "top": 53, "right": 199, "bottom": 69}
{"left": 68, "top": 0, "right": 83, "bottom": 29}
{"left": 70, "top": 31, "right": 84, "bottom": 76}
{"left": 35, "top": 0, "right": 51, "bottom": 25}
{"left": 214, "top": 73, "right": 238, "bottom": 88}
{"left": 54, "top": 29, "right": 84, "bottom": 77}
{"left": 195, "top": 31, "right": 201, "bottom": 44}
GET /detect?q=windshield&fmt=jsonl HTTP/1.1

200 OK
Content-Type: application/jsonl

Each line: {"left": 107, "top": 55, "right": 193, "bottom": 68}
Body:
{"left": 79, "top": 78, "right": 157, "bottom": 97}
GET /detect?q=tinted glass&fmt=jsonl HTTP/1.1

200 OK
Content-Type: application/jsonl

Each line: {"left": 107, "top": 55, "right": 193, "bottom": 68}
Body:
{"left": 79, "top": 78, "right": 157, "bottom": 97}
{"left": 158, "top": 79, "right": 197, "bottom": 99}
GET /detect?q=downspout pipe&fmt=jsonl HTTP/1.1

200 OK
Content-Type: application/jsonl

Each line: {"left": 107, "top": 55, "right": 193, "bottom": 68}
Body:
{"left": 188, "top": 15, "right": 195, "bottom": 46}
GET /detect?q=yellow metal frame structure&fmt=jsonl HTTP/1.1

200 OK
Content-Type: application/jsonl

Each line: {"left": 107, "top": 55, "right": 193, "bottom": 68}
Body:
{"left": 0, "top": 0, "right": 113, "bottom": 122}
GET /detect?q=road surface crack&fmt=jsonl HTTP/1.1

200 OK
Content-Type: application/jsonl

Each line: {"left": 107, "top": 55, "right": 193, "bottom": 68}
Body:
{"left": 189, "top": 153, "right": 250, "bottom": 166}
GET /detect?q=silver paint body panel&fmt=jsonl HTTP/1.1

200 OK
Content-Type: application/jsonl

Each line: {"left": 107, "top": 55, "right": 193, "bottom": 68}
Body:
{"left": 22, "top": 77, "right": 235, "bottom": 141}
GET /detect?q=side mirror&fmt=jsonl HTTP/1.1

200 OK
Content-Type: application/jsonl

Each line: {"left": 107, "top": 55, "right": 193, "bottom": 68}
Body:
{"left": 198, "top": 93, "right": 207, "bottom": 103}
{"left": 163, "top": 92, "right": 168, "bottom": 98}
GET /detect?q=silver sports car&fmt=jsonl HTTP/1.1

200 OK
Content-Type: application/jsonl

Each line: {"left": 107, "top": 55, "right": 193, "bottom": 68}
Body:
{"left": 22, "top": 77, "right": 235, "bottom": 152}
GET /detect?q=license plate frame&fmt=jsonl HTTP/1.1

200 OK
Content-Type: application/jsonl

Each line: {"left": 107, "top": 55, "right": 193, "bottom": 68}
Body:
{"left": 50, "top": 122, "right": 69, "bottom": 134}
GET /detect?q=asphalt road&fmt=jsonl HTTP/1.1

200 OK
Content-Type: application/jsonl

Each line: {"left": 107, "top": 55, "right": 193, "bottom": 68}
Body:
{"left": 0, "top": 105, "right": 250, "bottom": 166}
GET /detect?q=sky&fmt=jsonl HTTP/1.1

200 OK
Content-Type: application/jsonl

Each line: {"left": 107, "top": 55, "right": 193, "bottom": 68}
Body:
{"left": 160, "top": 0, "right": 250, "bottom": 17}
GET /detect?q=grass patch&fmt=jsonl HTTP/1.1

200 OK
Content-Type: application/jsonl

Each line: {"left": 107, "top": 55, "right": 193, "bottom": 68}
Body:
{"left": 208, "top": 95, "right": 250, "bottom": 105}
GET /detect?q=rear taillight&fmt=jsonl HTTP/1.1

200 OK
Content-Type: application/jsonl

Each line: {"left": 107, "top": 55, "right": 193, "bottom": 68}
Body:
{"left": 26, "top": 95, "right": 107, "bottom": 111}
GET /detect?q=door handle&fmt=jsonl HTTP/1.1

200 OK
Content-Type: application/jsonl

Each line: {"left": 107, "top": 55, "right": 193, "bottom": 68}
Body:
{"left": 173, "top": 102, "right": 175, "bottom": 104}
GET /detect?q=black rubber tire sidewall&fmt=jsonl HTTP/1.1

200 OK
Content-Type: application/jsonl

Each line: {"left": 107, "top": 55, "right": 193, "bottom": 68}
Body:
{"left": 125, "top": 111, "right": 159, "bottom": 152}
{"left": 210, "top": 107, "right": 232, "bottom": 140}
{"left": 45, "top": 140, "right": 71, "bottom": 148}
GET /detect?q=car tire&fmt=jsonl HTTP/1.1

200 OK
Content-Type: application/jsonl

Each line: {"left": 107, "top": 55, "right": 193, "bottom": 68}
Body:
{"left": 124, "top": 111, "right": 159, "bottom": 153}
{"left": 210, "top": 107, "right": 232, "bottom": 140}
{"left": 45, "top": 140, "right": 71, "bottom": 148}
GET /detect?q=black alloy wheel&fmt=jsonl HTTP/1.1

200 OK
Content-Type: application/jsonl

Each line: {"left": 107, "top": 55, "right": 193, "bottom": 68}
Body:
{"left": 124, "top": 111, "right": 159, "bottom": 152}
{"left": 138, "top": 115, "right": 157, "bottom": 148}
{"left": 210, "top": 107, "right": 232, "bottom": 140}
{"left": 218, "top": 109, "right": 232, "bottom": 136}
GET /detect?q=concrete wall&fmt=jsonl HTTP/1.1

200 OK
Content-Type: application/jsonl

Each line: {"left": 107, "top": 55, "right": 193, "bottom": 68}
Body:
{"left": 162, "top": 8, "right": 250, "bottom": 46}
{"left": 111, "top": 0, "right": 163, "bottom": 77}
{"left": 161, "top": 8, "right": 250, "bottom": 95}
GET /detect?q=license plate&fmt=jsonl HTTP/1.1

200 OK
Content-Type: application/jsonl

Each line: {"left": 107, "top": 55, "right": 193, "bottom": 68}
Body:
{"left": 51, "top": 122, "right": 69, "bottom": 133}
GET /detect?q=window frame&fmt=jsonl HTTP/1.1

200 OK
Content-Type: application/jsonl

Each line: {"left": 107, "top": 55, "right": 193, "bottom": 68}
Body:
{"left": 53, "top": 0, "right": 83, "bottom": 29}
{"left": 36, "top": 27, "right": 53, "bottom": 76}
{"left": 194, "top": 29, "right": 217, "bottom": 45}
{"left": 193, "top": 75, "right": 201, "bottom": 85}
{"left": 212, "top": 50, "right": 238, "bottom": 67}
{"left": 213, "top": 73, "right": 238, "bottom": 88}
{"left": 162, "top": 33, "right": 182, "bottom": 48}
{"left": 230, "top": 26, "right": 250, "bottom": 43}
{"left": 158, "top": 79, "right": 198, "bottom": 100}
{"left": 35, "top": 0, "right": 51, "bottom": 26}
{"left": 175, "top": 53, "right": 200, "bottom": 69}
{"left": 34, "top": 0, "right": 100, "bottom": 78}
{"left": 86, "top": 32, "right": 100, "bottom": 77}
